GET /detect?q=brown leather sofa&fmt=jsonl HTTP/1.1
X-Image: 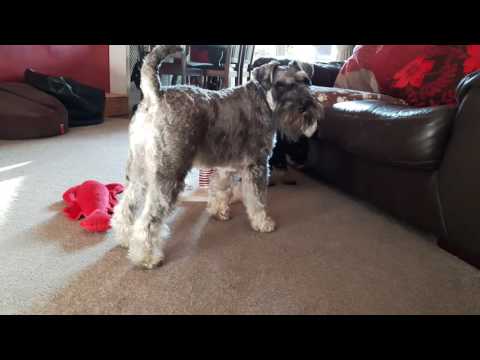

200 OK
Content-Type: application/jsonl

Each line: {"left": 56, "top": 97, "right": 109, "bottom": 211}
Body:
{"left": 305, "top": 62, "right": 480, "bottom": 269}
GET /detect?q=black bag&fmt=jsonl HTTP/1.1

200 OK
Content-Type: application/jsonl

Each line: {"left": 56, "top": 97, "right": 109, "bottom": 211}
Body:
{"left": 24, "top": 68, "right": 106, "bottom": 127}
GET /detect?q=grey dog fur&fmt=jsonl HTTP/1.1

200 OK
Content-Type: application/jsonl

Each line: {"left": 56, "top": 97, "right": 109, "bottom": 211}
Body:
{"left": 112, "top": 45, "right": 324, "bottom": 269}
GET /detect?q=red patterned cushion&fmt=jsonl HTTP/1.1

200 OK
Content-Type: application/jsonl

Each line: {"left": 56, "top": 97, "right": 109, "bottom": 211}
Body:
{"left": 335, "top": 45, "right": 480, "bottom": 107}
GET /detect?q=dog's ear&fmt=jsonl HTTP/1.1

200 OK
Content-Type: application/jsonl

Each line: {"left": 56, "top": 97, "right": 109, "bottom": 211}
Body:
{"left": 289, "top": 60, "right": 314, "bottom": 83}
{"left": 252, "top": 61, "right": 280, "bottom": 88}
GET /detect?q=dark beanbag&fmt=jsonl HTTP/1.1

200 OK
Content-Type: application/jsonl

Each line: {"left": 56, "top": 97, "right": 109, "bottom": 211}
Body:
{"left": 24, "top": 69, "right": 105, "bottom": 127}
{"left": 0, "top": 82, "right": 69, "bottom": 140}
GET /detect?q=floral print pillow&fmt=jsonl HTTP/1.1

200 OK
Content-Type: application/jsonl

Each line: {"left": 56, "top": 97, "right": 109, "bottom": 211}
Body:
{"left": 334, "top": 45, "right": 480, "bottom": 107}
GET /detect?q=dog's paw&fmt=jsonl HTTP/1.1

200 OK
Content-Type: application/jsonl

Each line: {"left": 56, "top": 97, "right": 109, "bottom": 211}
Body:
{"left": 142, "top": 253, "right": 165, "bottom": 270}
{"left": 128, "top": 231, "right": 165, "bottom": 269}
{"left": 207, "top": 202, "right": 232, "bottom": 221}
{"left": 128, "top": 246, "right": 165, "bottom": 270}
{"left": 251, "top": 215, "right": 276, "bottom": 233}
{"left": 115, "top": 230, "right": 130, "bottom": 249}
{"left": 118, "top": 239, "right": 130, "bottom": 249}
{"left": 213, "top": 207, "right": 232, "bottom": 221}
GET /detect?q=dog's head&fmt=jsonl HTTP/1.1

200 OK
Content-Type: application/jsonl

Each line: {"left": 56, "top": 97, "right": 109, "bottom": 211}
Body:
{"left": 252, "top": 60, "right": 323, "bottom": 141}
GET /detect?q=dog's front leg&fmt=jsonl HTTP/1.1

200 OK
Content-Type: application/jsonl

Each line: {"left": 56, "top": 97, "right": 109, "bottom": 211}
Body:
{"left": 241, "top": 162, "right": 276, "bottom": 233}
{"left": 207, "top": 168, "right": 234, "bottom": 221}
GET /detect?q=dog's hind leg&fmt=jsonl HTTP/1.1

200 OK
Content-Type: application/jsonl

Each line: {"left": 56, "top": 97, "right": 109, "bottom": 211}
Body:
{"left": 206, "top": 168, "right": 235, "bottom": 221}
{"left": 112, "top": 182, "right": 144, "bottom": 249}
{"left": 128, "top": 146, "right": 193, "bottom": 269}
{"left": 241, "top": 162, "right": 276, "bottom": 233}
{"left": 112, "top": 149, "right": 145, "bottom": 249}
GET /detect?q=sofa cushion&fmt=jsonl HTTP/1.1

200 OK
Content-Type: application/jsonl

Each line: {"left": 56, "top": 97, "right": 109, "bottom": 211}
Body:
{"left": 310, "top": 62, "right": 344, "bottom": 87}
{"left": 251, "top": 57, "right": 343, "bottom": 87}
{"left": 319, "top": 100, "right": 456, "bottom": 170}
{"left": 0, "top": 82, "right": 68, "bottom": 140}
{"left": 335, "top": 45, "right": 480, "bottom": 107}
{"left": 311, "top": 86, "right": 407, "bottom": 108}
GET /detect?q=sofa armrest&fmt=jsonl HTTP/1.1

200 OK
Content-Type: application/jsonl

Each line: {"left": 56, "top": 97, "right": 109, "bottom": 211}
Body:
{"left": 437, "top": 75, "right": 480, "bottom": 267}
{"left": 319, "top": 100, "right": 455, "bottom": 169}
{"left": 456, "top": 70, "right": 480, "bottom": 101}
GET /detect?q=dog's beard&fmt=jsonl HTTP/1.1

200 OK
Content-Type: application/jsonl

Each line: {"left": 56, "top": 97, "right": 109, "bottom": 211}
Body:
{"left": 274, "top": 106, "right": 322, "bottom": 142}
{"left": 275, "top": 112, "right": 307, "bottom": 142}
{"left": 303, "top": 120, "right": 318, "bottom": 138}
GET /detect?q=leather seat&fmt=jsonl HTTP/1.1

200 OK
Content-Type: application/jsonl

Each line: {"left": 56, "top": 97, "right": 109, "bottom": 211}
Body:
{"left": 319, "top": 100, "right": 456, "bottom": 170}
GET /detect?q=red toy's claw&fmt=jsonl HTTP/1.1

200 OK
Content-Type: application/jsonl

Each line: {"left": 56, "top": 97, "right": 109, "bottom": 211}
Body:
{"left": 106, "top": 183, "right": 124, "bottom": 195}
{"left": 79, "top": 210, "right": 111, "bottom": 233}
{"left": 62, "top": 186, "right": 78, "bottom": 205}
{"left": 109, "top": 192, "right": 119, "bottom": 208}
{"left": 64, "top": 203, "right": 82, "bottom": 220}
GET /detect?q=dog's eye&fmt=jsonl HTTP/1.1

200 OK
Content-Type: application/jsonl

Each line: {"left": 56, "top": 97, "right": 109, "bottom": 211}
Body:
{"left": 299, "top": 100, "right": 312, "bottom": 113}
{"left": 276, "top": 81, "right": 295, "bottom": 91}
{"left": 303, "top": 78, "right": 312, "bottom": 86}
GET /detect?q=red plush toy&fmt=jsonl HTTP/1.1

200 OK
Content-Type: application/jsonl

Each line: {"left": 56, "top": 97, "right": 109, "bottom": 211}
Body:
{"left": 62, "top": 180, "right": 124, "bottom": 233}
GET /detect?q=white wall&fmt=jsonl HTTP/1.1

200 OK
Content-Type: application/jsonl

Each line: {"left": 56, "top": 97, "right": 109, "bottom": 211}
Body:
{"left": 109, "top": 45, "right": 128, "bottom": 95}
{"left": 255, "top": 45, "right": 335, "bottom": 62}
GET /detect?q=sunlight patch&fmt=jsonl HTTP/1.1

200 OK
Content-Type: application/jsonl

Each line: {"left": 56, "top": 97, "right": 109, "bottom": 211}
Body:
{"left": 0, "top": 176, "right": 25, "bottom": 228}
{"left": 0, "top": 161, "right": 32, "bottom": 174}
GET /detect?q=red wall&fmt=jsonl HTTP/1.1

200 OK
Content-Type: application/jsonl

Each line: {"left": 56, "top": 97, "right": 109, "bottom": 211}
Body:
{"left": 0, "top": 45, "right": 110, "bottom": 91}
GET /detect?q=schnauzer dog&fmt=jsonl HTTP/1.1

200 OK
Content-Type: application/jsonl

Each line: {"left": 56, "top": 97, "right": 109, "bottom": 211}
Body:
{"left": 112, "top": 45, "right": 324, "bottom": 269}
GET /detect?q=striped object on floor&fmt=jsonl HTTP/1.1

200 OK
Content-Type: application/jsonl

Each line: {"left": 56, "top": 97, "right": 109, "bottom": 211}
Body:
{"left": 199, "top": 168, "right": 215, "bottom": 189}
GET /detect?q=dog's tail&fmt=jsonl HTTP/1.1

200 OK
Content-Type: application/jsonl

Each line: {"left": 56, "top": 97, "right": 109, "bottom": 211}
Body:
{"left": 140, "top": 45, "right": 184, "bottom": 103}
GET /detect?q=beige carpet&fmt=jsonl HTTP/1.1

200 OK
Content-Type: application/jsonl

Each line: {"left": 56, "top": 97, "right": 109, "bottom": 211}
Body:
{"left": 1, "top": 118, "right": 480, "bottom": 315}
